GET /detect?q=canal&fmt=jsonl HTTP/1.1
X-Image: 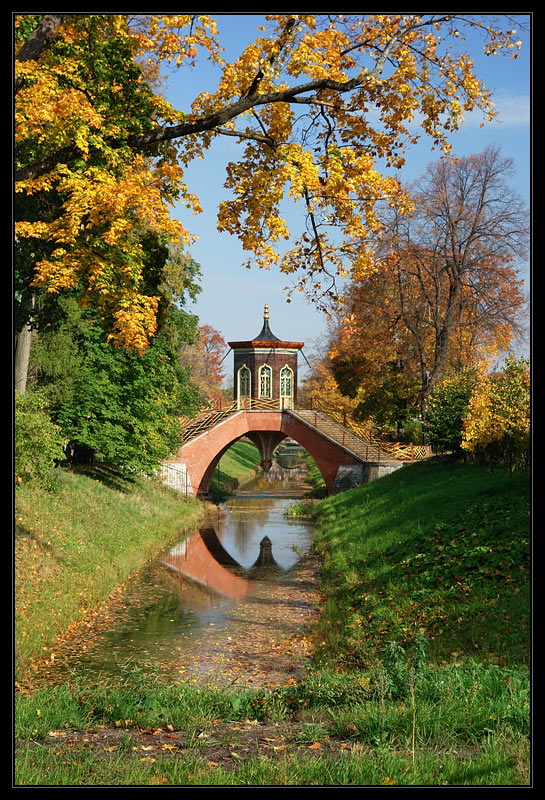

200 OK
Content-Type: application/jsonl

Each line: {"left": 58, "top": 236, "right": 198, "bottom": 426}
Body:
{"left": 35, "top": 469, "right": 320, "bottom": 690}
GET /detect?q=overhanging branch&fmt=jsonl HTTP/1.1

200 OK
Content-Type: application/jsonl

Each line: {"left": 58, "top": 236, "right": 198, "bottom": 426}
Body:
{"left": 15, "top": 14, "right": 425, "bottom": 183}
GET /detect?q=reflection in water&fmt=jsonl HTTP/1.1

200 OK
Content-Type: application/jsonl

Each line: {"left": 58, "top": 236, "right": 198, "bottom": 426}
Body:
{"left": 161, "top": 528, "right": 253, "bottom": 600}
{"left": 36, "top": 486, "right": 316, "bottom": 685}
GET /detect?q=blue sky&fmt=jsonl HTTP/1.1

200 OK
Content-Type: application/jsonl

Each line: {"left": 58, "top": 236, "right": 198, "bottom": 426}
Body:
{"left": 160, "top": 14, "right": 531, "bottom": 376}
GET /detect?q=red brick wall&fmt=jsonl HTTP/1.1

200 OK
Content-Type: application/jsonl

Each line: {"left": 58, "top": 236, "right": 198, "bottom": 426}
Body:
{"left": 170, "top": 410, "right": 362, "bottom": 496}
{"left": 232, "top": 348, "right": 299, "bottom": 404}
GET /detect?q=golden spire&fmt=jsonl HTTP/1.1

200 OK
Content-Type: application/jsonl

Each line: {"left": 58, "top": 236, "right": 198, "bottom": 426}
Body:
{"left": 264, "top": 302, "right": 269, "bottom": 320}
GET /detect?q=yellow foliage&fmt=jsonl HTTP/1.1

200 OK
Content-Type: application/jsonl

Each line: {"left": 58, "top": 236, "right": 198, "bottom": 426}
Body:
{"left": 462, "top": 359, "right": 530, "bottom": 454}
{"left": 15, "top": 13, "right": 525, "bottom": 348}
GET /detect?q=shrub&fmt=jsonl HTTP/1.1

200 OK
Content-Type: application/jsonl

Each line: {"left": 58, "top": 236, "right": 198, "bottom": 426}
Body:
{"left": 425, "top": 371, "right": 477, "bottom": 454}
{"left": 462, "top": 357, "right": 530, "bottom": 472}
{"left": 15, "top": 390, "right": 66, "bottom": 489}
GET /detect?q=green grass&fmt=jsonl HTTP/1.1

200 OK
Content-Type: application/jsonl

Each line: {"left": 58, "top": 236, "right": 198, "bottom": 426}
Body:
{"left": 208, "top": 439, "right": 261, "bottom": 501}
{"left": 311, "top": 459, "right": 530, "bottom": 670}
{"left": 15, "top": 660, "right": 530, "bottom": 785}
{"left": 14, "top": 457, "right": 531, "bottom": 785}
{"left": 15, "top": 465, "right": 204, "bottom": 680}
{"left": 305, "top": 455, "right": 327, "bottom": 497}
{"left": 15, "top": 737, "right": 528, "bottom": 786}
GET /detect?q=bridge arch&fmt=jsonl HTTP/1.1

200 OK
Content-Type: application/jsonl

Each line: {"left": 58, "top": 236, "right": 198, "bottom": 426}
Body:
{"left": 167, "top": 410, "right": 364, "bottom": 497}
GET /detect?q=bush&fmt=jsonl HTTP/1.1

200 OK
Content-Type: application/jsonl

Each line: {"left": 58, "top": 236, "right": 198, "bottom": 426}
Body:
{"left": 462, "top": 358, "right": 530, "bottom": 472}
{"left": 425, "top": 371, "right": 477, "bottom": 454}
{"left": 14, "top": 390, "right": 66, "bottom": 489}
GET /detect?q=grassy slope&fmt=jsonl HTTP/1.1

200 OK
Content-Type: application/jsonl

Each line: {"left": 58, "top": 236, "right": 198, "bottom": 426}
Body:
{"left": 15, "top": 465, "right": 204, "bottom": 676}
{"left": 15, "top": 441, "right": 261, "bottom": 675}
{"left": 208, "top": 439, "right": 261, "bottom": 500}
{"left": 312, "top": 458, "right": 530, "bottom": 669}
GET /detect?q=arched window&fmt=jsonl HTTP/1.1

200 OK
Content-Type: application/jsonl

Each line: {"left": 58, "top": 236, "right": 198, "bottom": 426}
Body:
{"left": 237, "top": 364, "right": 251, "bottom": 408}
{"left": 259, "top": 364, "right": 272, "bottom": 398}
{"left": 280, "top": 365, "right": 294, "bottom": 409}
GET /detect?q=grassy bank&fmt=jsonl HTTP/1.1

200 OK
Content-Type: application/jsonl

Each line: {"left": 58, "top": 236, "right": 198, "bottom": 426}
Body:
{"left": 312, "top": 459, "right": 530, "bottom": 670}
{"left": 15, "top": 464, "right": 204, "bottom": 681}
{"left": 15, "top": 458, "right": 531, "bottom": 785}
{"left": 208, "top": 439, "right": 261, "bottom": 501}
{"left": 304, "top": 455, "right": 327, "bottom": 497}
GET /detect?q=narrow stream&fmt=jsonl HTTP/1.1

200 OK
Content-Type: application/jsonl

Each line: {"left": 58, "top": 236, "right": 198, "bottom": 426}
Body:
{"left": 36, "top": 470, "right": 319, "bottom": 689}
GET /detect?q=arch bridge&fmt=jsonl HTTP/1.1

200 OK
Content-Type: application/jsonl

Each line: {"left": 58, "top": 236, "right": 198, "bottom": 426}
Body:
{"left": 162, "top": 400, "right": 430, "bottom": 498}
{"left": 160, "top": 306, "right": 430, "bottom": 497}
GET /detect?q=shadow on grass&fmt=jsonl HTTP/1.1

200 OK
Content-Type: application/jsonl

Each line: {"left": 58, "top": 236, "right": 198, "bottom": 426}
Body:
{"left": 72, "top": 463, "right": 137, "bottom": 493}
{"left": 314, "top": 459, "right": 530, "bottom": 667}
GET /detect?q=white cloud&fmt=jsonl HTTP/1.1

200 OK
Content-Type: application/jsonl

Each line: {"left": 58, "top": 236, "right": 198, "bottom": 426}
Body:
{"left": 488, "top": 92, "right": 530, "bottom": 127}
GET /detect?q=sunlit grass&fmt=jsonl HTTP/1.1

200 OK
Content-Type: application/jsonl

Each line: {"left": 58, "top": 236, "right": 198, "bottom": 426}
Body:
{"left": 312, "top": 459, "right": 530, "bottom": 669}
{"left": 209, "top": 440, "right": 261, "bottom": 500}
{"left": 15, "top": 467, "right": 204, "bottom": 679}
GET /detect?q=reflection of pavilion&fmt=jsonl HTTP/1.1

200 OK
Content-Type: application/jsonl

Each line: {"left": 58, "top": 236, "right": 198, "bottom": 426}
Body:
{"left": 162, "top": 527, "right": 283, "bottom": 601}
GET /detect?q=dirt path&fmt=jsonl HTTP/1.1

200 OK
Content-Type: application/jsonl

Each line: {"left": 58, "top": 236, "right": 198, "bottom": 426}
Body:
{"left": 19, "top": 718, "right": 360, "bottom": 771}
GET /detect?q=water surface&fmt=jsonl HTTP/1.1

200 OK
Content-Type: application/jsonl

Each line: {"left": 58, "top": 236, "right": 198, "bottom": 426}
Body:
{"left": 38, "top": 475, "right": 318, "bottom": 688}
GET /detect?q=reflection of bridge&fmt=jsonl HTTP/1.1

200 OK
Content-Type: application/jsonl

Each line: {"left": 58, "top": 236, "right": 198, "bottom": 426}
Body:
{"left": 163, "top": 401, "right": 429, "bottom": 497}
{"left": 161, "top": 527, "right": 282, "bottom": 600}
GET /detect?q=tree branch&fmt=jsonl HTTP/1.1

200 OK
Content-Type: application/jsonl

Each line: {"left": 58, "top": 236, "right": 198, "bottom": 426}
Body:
{"left": 15, "top": 15, "right": 423, "bottom": 183}
{"left": 14, "top": 14, "right": 69, "bottom": 94}
{"left": 243, "top": 16, "right": 297, "bottom": 98}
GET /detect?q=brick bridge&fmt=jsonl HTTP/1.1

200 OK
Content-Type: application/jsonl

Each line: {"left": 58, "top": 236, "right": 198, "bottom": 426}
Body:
{"left": 161, "top": 404, "right": 415, "bottom": 497}
{"left": 160, "top": 306, "right": 430, "bottom": 497}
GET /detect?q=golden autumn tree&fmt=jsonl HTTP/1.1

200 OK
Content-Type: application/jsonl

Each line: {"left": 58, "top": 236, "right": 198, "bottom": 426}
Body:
{"left": 461, "top": 357, "right": 530, "bottom": 473}
{"left": 324, "top": 146, "right": 528, "bottom": 422}
{"left": 15, "top": 14, "right": 526, "bottom": 359}
{"left": 317, "top": 268, "right": 423, "bottom": 436}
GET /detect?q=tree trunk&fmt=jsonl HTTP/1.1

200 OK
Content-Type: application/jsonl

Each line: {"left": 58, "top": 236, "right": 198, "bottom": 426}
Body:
{"left": 14, "top": 322, "right": 33, "bottom": 395}
{"left": 14, "top": 295, "right": 35, "bottom": 395}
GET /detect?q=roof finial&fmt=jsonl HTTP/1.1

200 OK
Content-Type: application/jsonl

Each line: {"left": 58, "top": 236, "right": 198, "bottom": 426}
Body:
{"left": 264, "top": 302, "right": 269, "bottom": 320}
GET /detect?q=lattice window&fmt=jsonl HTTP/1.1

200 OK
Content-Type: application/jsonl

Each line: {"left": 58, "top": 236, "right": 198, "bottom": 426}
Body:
{"left": 259, "top": 364, "right": 272, "bottom": 398}
{"left": 238, "top": 365, "right": 251, "bottom": 397}
{"left": 280, "top": 365, "right": 293, "bottom": 407}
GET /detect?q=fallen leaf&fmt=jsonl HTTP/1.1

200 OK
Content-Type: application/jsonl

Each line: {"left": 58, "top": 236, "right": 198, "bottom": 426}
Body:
{"left": 308, "top": 742, "right": 322, "bottom": 749}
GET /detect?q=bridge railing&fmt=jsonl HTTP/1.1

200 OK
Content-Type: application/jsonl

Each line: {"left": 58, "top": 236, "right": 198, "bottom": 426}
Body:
{"left": 180, "top": 397, "right": 296, "bottom": 443}
{"left": 304, "top": 400, "right": 432, "bottom": 462}
{"left": 180, "top": 397, "right": 432, "bottom": 460}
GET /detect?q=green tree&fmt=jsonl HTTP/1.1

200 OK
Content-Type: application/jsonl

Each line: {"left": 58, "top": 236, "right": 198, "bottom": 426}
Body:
{"left": 28, "top": 236, "right": 205, "bottom": 474}
{"left": 15, "top": 390, "right": 66, "bottom": 489}
{"left": 425, "top": 371, "right": 478, "bottom": 455}
{"left": 34, "top": 305, "right": 203, "bottom": 473}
